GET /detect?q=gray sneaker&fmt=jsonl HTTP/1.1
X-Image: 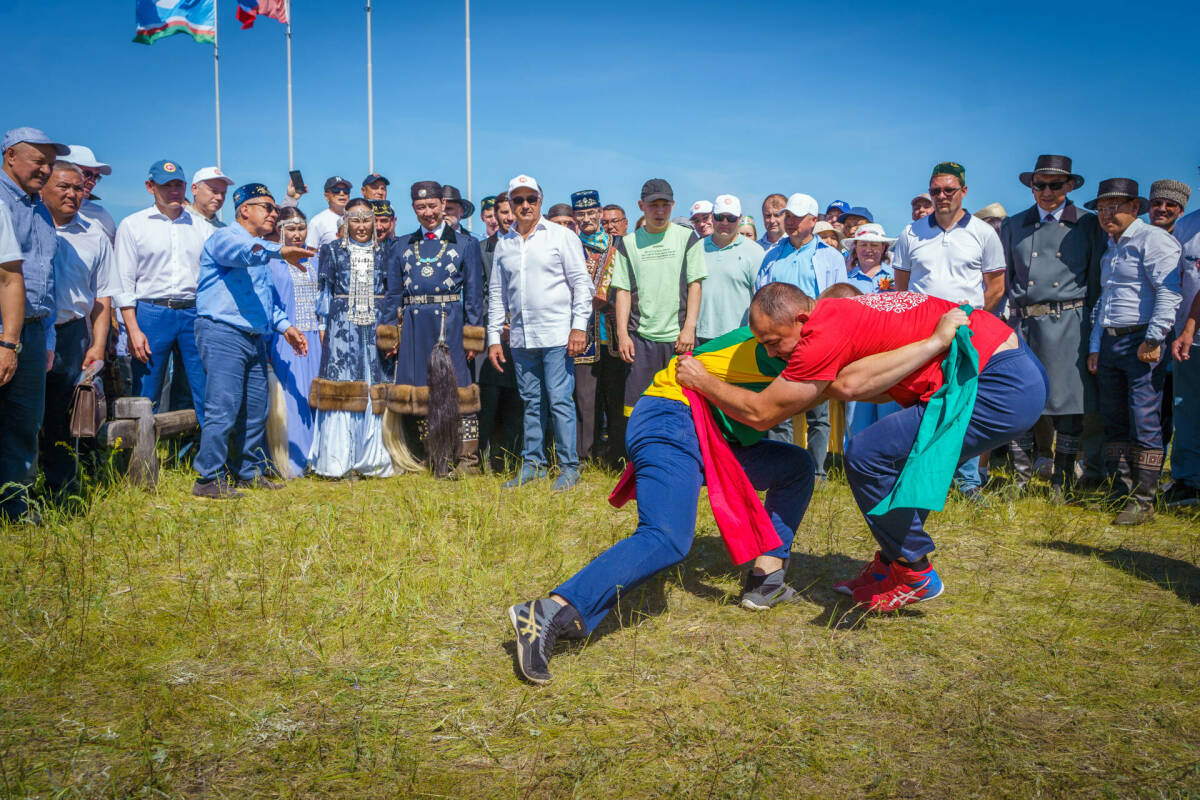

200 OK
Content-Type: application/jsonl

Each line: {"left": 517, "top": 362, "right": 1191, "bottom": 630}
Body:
{"left": 507, "top": 598, "right": 584, "bottom": 684}
{"left": 739, "top": 568, "right": 798, "bottom": 611}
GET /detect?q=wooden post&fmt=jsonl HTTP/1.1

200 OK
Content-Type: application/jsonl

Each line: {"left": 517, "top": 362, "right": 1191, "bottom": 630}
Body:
{"left": 113, "top": 397, "right": 159, "bottom": 489}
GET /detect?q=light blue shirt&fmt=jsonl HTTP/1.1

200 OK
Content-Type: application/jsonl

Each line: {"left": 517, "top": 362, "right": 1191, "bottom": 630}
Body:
{"left": 0, "top": 169, "right": 56, "bottom": 331}
{"left": 697, "top": 235, "right": 764, "bottom": 340}
{"left": 197, "top": 223, "right": 292, "bottom": 335}
{"left": 1173, "top": 209, "right": 1200, "bottom": 340}
{"left": 847, "top": 261, "right": 897, "bottom": 294}
{"left": 1089, "top": 217, "right": 1181, "bottom": 351}
{"left": 754, "top": 236, "right": 847, "bottom": 295}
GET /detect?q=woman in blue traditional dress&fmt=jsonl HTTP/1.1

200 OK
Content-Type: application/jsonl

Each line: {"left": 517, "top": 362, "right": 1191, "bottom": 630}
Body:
{"left": 307, "top": 199, "right": 394, "bottom": 478}
{"left": 265, "top": 207, "right": 323, "bottom": 477}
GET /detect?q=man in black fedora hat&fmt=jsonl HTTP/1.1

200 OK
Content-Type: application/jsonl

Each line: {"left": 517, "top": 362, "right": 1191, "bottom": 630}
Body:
{"left": 1085, "top": 177, "right": 1182, "bottom": 524}
{"left": 441, "top": 184, "right": 476, "bottom": 238}
{"left": 1001, "top": 155, "right": 1106, "bottom": 498}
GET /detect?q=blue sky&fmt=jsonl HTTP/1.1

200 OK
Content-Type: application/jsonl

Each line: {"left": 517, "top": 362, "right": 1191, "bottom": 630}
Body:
{"left": 6, "top": 1, "right": 1200, "bottom": 235}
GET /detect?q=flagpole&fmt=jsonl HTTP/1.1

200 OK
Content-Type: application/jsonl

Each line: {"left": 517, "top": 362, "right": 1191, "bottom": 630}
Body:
{"left": 464, "top": 0, "right": 472, "bottom": 231}
{"left": 285, "top": 0, "right": 294, "bottom": 170}
{"left": 365, "top": 0, "right": 374, "bottom": 174}
{"left": 213, "top": 0, "right": 222, "bottom": 170}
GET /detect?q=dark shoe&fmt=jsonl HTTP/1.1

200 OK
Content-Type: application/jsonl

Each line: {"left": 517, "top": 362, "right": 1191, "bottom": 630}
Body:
{"left": 507, "top": 598, "right": 585, "bottom": 684}
{"left": 740, "top": 568, "right": 798, "bottom": 611}
{"left": 235, "top": 476, "right": 284, "bottom": 490}
{"left": 1113, "top": 500, "right": 1155, "bottom": 526}
{"left": 192, "top": 479, "right": 244, "bottom": 500}
{"left": 1162, "top": 482, "right": 1200, "bottom": 508}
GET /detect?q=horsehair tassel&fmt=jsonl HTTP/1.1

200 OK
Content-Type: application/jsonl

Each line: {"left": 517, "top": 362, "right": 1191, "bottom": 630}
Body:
{"left": 437, "top": 307, "right": 448, "bottom": 345}
{"left": 426, "top": 307, "right": 461, "bottom": 478}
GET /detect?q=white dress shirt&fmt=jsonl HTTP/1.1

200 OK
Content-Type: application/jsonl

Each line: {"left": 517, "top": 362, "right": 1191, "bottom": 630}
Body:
{"left": 892, "top": 211, "right": 1005, "bottom": 307}
{"left": 79, "top": 198, "right": 116, "bottom": 242}
{"left": 53, "top": 214, "right": 122, "bottom": 324}
{"left": 487, "top": 217, "right": 593, "bottom": 349}
{"left": 305, "top": 208, "right": 342, "bottom": 249}
{"left": 113, "top": 205, "right": 210, "bottom": 308}
{"left": 421, "top": 221, "right": 447, "bottom": 240}
{"left": 1038, "top": 201, "right": 1066, "bottom": 224}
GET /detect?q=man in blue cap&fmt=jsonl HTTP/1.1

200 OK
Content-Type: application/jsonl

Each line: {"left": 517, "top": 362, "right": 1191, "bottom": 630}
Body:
{"left": 839, "top": 205, "right": 874, "bottom": 240}
{"left": 192, "top": 183, "right": 313, "bottom": 499}
{"left": 362, "top": 173, "right": 389, "bottom": 202}
{"left": 114, "top": 158, "right": 211, "bottom": 422}
{"left": 0, "top": 126, "right": 68, "bottom": 522}
{"left": 306, "top": 176, "right": 351, "bottom": 249}
{"left": 824, "top": 199, "right": 850, "bottom": 240}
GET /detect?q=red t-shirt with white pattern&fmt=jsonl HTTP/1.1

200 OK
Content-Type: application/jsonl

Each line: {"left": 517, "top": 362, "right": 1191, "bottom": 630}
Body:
{"left": 779, "top": 292, "right": 1014, "bottom": 406}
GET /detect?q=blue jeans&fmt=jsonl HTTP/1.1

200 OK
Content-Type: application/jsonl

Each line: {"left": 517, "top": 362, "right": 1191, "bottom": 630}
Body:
{"left": 1097, "top": 329, "right": 1168, "bottom": 451}
{"left": 553, "top": 396, "right": 815, "bottom": 633}
{"left": 843, "top": 345, "right": 1047, "bottom": 563}
{"left": 0, "top": 318, "right": 47, "bottom": 520}
{"left": 193, "top": 317, "right": 270, "bottom": 482}
{"left": 41, "top": 317, "right": 90, "bottom": 492}
{"left": 512, "top": 345, "right": 578, "bottom": 471}
{"left": 132, "top": 301, "right": 206, "bottom": 425}
{"left": 1172, "top": 344, "right": 1200, "bottom": 488}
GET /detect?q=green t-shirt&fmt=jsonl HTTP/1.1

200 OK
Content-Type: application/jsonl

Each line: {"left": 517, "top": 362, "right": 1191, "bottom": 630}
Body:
{"left": 610, "top": 223, "right": 707, "bottom": 342}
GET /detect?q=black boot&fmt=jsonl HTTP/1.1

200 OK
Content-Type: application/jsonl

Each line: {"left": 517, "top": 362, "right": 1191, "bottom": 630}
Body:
{"left": 1114, "top": 447, "right": 1162, "bottom": 525}
{"left": 1007, "top": 433, "right": 1035, "bottom": 492}
{"left": 1049, "top": 434, "right": 1080, "bottom": 502}
{"left": 1103, "top": 441, "right": 1132, "bottom": 507}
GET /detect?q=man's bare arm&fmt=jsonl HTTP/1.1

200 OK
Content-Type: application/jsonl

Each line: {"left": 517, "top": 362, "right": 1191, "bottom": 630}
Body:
{"left": 677, "top": 354, "right": 827, "bottom": 430}
{"left": 982, "top": 270, "right": 1005, "bottom": 312}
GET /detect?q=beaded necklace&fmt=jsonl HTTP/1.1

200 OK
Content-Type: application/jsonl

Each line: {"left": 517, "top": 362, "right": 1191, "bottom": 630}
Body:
{"left": 414, "top": 237, "right": 449, "bottom": 277}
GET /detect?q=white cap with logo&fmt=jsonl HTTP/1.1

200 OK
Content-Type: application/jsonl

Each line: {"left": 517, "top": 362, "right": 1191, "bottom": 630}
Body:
{"left": 507, "top": 174, "right": 541, "bottom": 196}
{"left": 192, "top": 166, "right": 234, "bottom": 187}
{"left": 713, "top": 194, "right": 742, "bottom": 217}
{"left": 689, "top": 200, "right": 714, "bottom": 217}
{"left": 784, "top": 192, "right": 819, "bottom": 218}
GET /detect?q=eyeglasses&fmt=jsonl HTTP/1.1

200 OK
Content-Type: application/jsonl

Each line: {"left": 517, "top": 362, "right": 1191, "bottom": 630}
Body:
{"left": 243, "top": 201, "right": 278, "bottom": 214}
{"left": 1094, "top": 202, "right": 1127, "bottom": 216}
{"left": 762, "top": 211, "right": 785, "bottom": 219}
{"left": 329, "top": 188, "right": 350, "bottom": 195}
{"left": 510, "top": 195, "right": 539, "bottom": 207}
{"left": 1032, "top": 180, "right": 1068, "bottom": 192}
{"left": 80, "top": 169, "right": 102, "bottom": 182}
{"left": 928, "top": 187, "right": 962, "bottom": 197}
{"left": 713, "top": 213, "right": 739, "bottom": 223}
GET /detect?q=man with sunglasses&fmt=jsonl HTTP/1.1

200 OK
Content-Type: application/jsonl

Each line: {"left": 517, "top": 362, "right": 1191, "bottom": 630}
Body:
{"left": 64, "top": 145, "right": 116, "bottom": 242}
{"left": 305, "top": 176, "right": 351, "bottom": 249}
{"left": 192, "top": 184, "right": 313, "bottom": 499}
{"left": 697, "top": 195, "right": 764, "bottom": 346}
{"left": 1000, "top": 155, "right": 1106, "bottom": 498}
{"left": 1148, "top": 180, "right": 1190, "bottom": 236}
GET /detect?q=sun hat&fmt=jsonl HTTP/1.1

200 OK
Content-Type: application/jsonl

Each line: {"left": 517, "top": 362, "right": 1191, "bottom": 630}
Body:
{"left": 841, "top": 222, "right": 896, "bottom": 251}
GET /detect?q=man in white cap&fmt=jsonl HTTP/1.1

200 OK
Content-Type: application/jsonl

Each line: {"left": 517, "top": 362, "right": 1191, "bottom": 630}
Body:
{"left": 911, "top": 193, "right": 934, "bottom": 221}
{"left": 487, "top": 174, "right": 594, "bottom": 491}
{"left": 64, "top": 145, "right": 116, "bottom": 242}
{"left": 689, "top": 200, "right": 714, "bottom": 238}
{"left": 190, "top": 166, "right": 235, "bottom": 236}
{"left": 754, "top": 191, "right": 847, "bottom": 474}
{"left": 0, "top": 126, "right": 68, "bottom": 522}
{"left": 696, "top": 194, "right": 764, "bottom": 344}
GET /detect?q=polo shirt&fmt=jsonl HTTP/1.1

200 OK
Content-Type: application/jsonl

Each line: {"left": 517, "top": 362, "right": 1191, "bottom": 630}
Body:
{"left": 846, "top": 261, "right": 897, "bottom": 294}
{"left": 696, "top": 235, "right": 764, "bottom": 340}
{"left": 780, "top": 292, "right": 1014, "bottom": 407}
{"left": 1088, "top": 217, "right": 1181, "bottom": 351}
{"left": 1172, "top": 209, "right": 1200, "bottom": 339}
{"left": 487, "top": 216, "right": 594, "bottom": 349}
{"left": 757, "top": 232, "right": 785, "bottom": 254}
{"left": 892, "top": 211, "right": 1005, "bottom": 307}
{"left": 609, "top": 223, "right": 707, "bottom": 343}
{"left": 53, "top": 215, "right": 122, "bottom": 325}
{"left": 754, "top": 236, "right": 847, "bottom": 295}
{"left": 197, "top": 223, "right": 293, "bottom": 335}
{"left": 113, "top": 205, "right": 209, "bottom": 307}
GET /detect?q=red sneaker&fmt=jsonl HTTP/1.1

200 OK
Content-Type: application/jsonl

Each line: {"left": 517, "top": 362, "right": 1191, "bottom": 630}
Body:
{"left": 852, "top": 560, "right": 944, "bottom": 612}
{"left": 832, "top": 551, "right": 889, "bottom": 596}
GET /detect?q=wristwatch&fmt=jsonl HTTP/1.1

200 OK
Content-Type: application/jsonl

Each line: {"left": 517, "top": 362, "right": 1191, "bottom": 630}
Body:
{"left": 0, "top": 339, "right": 20, "bottom": 354}
{"left": 1144, "top": 337, "right": 1163, "bottom": 349}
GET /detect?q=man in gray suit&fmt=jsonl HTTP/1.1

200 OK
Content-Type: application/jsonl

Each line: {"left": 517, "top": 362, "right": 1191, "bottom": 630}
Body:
{"left": 1001, "top": 154, "right": 1106, "bottom": 497}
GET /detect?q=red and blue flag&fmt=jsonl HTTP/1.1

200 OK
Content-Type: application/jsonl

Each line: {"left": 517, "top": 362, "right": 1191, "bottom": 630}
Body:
{"left": 236, "top": 0, "right": 289, "bottom": 29}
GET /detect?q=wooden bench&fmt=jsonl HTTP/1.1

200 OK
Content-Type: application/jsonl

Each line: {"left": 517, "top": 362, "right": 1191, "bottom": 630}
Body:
{"left": 100, "top": 397, "right": 199, "bottom": 489}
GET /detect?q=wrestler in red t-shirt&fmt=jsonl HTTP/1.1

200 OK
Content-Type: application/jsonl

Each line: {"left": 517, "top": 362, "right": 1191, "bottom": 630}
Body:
{"left": 780, "top": 292, "right": 1015, "bottom": 406}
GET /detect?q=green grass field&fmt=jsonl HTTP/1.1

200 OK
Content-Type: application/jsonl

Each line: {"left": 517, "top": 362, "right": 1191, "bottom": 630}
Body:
{"left": 1, "top": 465, "right": 1198, "bottom": 799}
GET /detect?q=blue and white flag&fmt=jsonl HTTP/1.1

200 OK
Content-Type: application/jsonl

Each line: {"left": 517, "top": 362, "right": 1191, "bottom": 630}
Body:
{"left": 134, "top": 0, "right": 216, "bottom": 45}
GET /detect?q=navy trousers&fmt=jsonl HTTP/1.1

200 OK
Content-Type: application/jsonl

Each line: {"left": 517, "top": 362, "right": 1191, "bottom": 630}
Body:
{"left": 193, "top": 317, "right": 270, "bottom": 483}
{"left": 132, "top": 301, "right": 206, "bottom": 425}
{"left": 1097, "top": 330, "right": 1168, "bottom": 451}
{"left": 554, "top": 396, "right": 815, "bottom": 633}
{"left": 40, "top": 316, "right": 91, "bottom": 493}
{"left": 0, "top": 319, "right": 48, "bottom": 520}
{"left": 843, "top": 345, "right": 1048, "bottom": 563}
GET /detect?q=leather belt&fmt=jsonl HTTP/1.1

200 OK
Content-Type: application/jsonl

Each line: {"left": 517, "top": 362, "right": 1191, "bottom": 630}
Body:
{"left": 404, "top": 293, "right": 460, "bottom": 307}
{"left": 144, "top": 297, "right": 195, "bottom": 309}
{"left": 1104, "top": 324, "right": 1148, "bottom": 337}
{"left": 1016, "top": 298, "right": 1085, "bottom": 318}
